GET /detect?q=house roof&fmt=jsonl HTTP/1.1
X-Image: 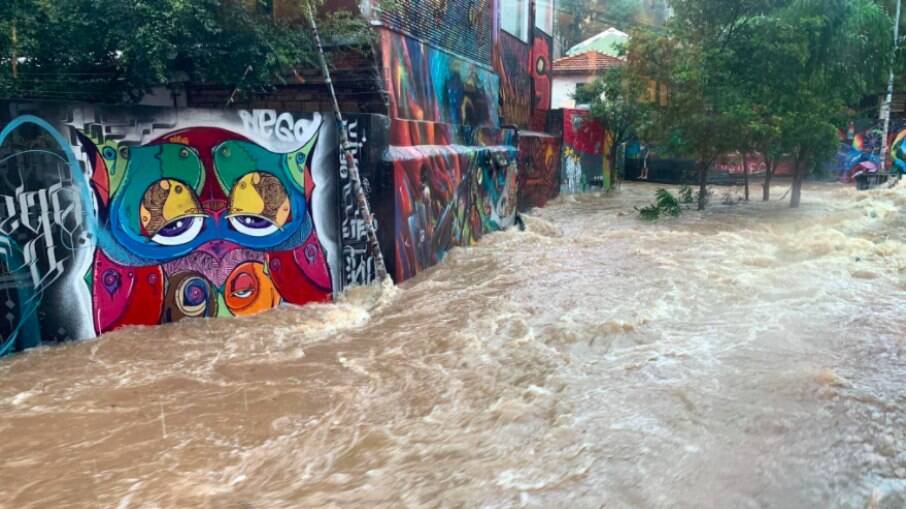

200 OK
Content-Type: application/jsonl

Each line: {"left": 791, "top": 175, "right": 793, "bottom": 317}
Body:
{"left": 552, "top": 51, "right": 624, "bottom": 75}
{"left": 567, "top": 27, "right": 629, "bottom": 57}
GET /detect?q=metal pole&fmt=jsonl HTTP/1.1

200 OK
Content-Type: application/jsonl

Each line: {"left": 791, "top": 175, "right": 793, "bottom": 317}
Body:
{"left": 879, "top": 0, "right": 901, "bottom": 183}
{"left": 305, "top": 2, "right": 390, "bottom": 283}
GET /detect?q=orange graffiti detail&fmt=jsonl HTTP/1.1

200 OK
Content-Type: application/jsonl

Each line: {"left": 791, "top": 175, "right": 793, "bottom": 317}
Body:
{"left": 224, "top": 262, "right": 281, "bottom": 316}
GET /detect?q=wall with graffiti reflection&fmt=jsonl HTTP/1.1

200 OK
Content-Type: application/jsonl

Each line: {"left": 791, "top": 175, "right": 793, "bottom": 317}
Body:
{"left": 0, "top": 103, "right": 381, "bottom": 355}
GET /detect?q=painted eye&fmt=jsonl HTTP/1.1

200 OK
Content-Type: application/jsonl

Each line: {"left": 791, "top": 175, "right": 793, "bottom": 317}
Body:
{"left": 180, "top": 277, "right": 210, "bottom": 316}
{"left": 228, "top": 215, "right": 279, "bottom": 237}
{"left": 102, "top": 147, "right": 117, "bottom": 160}
{"left": 150, "top": 216, "right": 204, "bottom": 246}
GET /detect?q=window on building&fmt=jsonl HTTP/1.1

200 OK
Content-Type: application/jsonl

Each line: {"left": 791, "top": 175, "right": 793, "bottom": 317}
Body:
{"left": 501, "top": 0, "right": 530, "bottom": 42}
{"left": 534, "top": 0, "right": 554, "bottom": 35}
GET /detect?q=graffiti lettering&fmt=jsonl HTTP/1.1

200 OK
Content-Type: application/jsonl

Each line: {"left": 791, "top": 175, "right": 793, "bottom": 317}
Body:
{"left": 339, "top": 118, "right": 378, "bottom": 287}
{"left": 239, "top": 109, "right": 321, "bottom": 144}
{"left": 0, "top": 183, "right": 83, "bottom": 290}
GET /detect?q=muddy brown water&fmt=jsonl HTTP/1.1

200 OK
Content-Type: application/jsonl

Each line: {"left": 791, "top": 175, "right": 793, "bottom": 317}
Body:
{"left": 1, "top": 181, "right": 905, "bottom": 509}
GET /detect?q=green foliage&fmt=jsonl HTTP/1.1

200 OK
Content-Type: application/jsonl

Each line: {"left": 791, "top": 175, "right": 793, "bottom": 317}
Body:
{"left": 636, "top": 203, "right": 661, "bottom": 221}
{"left": 655, "top": 188, "right": 681, "bottom": 216}
{"left": 556, "top": 0, "right": 648, "bottom": 51}
{"left": 636, "top": 188, "right": 685, "bottom": 220}
{"left": 622, "top": 0, "right": 892, "bottom": 208}
{"left": 0, "top": 0, "right": 372, "bottom": 103}
{"left": 678, "top": 185, "right": 694, "bottom": 204}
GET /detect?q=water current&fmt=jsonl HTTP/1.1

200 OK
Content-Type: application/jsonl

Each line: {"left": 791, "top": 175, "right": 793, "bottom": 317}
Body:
{"left": 1, "top": 181, "right": 905, "bottom": 509}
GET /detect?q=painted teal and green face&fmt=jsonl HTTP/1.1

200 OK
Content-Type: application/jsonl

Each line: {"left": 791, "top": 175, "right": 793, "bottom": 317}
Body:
{"left": 92, "top": 126, "right": 332, "bottom": 332}
{"left": 103, "top": 129, "right": 316, "bottom": 264}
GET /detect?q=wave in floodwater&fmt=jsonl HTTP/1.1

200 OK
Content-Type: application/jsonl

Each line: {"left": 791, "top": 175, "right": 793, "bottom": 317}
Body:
{"left": 1, "top": 181, "right": 905, "bottom": 509}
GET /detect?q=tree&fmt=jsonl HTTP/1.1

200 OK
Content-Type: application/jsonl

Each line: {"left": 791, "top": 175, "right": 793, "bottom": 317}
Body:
{"left": 556, "top": 0, "right": 644, "bottom": 52}
{"left": 724, "top": 0, "right": 890, "bottom": 207}
{"left": 574, "top": 65, "right": 650, "bottom": 188}
{"left": 622, "top": 0, "right": 891, "bottom": 209}
{"left": 623, "top": 0, "right": 776, "bottom": 210}
{"left": 0, "top": 0, "right": 371, "bottom": 104}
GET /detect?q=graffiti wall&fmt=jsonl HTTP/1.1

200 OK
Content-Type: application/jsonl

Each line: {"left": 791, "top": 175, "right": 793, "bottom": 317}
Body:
{"left": 530, "top": 32, "right": 554, "bottom": 132}
{"left": 380, "top": 27, "right": 521, "bottom": 281}
{"left": 494, "top": 31, "right": 533, "bottom": 128}
{"left": 561, "top": 109, "right": 607, "bottom": 193}
{"left": 390, "top": 138, "right": 518, "bottom": 281}
{"left": 381, "top": 29, "right": 500, "bottom": 130}
{"left": 517, "top": 133, "right": 561, "bottom": 210}
{"left": 830, "top": 120, "right": 906, "bottom": 181}
{"left": 0, "top": 103, "right": 391, "bottom": 355}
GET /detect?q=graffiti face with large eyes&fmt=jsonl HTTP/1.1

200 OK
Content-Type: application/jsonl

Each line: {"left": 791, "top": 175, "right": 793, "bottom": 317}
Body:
{"left": 141, "top": 179, "right": 205, "bottom": 246}
{"left": 92, "top": 125, "right": 333, "bottom": 331}
{"left": 228, "top": 172, "right": 291, "bottom": 237}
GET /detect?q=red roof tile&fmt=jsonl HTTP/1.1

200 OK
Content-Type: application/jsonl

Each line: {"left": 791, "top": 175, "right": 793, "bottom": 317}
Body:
{"left": 551, "top": 51, "right": 624, "bottom": 74}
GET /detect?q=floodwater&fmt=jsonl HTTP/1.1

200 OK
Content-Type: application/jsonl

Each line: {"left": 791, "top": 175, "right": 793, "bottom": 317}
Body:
{"left": 1, "top": 181, "right": 905, "bottom": 509}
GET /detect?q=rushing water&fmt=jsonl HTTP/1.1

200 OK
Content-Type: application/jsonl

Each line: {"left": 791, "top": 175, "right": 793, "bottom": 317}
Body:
{"left": 1, "top": 181, "right": 905, "bottom": 509}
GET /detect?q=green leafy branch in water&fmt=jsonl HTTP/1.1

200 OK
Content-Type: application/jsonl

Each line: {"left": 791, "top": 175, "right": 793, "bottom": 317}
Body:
{"left": 636, "top": 187, "right": 693, "bottom": 221}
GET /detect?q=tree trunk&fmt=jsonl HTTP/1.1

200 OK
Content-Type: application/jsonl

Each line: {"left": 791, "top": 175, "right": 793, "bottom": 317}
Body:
{"left": 697, "top": 161, "right": 709, "bottom": 211}
{"left": 763, "top": 157, "right": 774, "bottom": 201}
{"left": 10, "top": 24, "right": 17, "bottom": 79}
{"left": 790, "top": 158, "right": 804, "bottom": 208}
{"left": 608, "top": 145, "right": 618, "bottom": 191}
{"left": 742, "top": 152, "right": 749, "bottom": 201}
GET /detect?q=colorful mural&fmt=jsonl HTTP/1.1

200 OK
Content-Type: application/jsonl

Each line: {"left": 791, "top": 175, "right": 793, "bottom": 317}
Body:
{"left": 0, "top": 104, "right": 355, "bottom": 354}
{"left": 530, "top": 32, "right": 553, "bottom": 132}
{"left": 831, "top": 121, "right": 906, "bottom": 181}
{"left": 561, "top": 109, "right": 607, "bottom": 192}
{"left": 381, "top": 29, "right": 500, "bottom": 129}
{"left": 517, "top": 133, "right": 561, "bottom": 210}
{"left": 494, "top": 31, "right": 533, "bottom": 128}
{"left": 392, "top": 142, "right": 518, "bottom": 281}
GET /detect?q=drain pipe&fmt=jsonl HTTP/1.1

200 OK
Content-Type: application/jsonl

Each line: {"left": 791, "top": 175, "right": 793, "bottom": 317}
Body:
{"left": 305, "top": 3, "right": 389, "bottom": 283}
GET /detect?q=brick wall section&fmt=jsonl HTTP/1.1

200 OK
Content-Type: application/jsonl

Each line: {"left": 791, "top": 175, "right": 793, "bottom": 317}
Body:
{"left": 186, "top": 47, "right": 387, "bottom": 114}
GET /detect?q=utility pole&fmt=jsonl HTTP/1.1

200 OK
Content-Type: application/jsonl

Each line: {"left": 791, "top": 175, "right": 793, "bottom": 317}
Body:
{"left": 305, "top": 2, "right": 390, "bottom": 284}
{"left": 879, "top": 0, "right": 901, "bottom": 181}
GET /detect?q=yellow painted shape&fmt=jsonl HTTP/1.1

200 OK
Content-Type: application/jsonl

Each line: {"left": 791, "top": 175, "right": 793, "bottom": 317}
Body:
{"left": 229, "top": 173, "right": 266, "bottom": 216}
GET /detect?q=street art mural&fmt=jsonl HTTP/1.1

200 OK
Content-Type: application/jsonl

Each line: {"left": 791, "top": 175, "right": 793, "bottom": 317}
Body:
{"left": 494, "top": 31, "right": 533, "bottom": 128}
{"left": 381, "top": 29, "right": 500, "bottom": 129}
{"left": 832, "top": 120, "right": 906, "bottom": 181}
{"left": 0, "top": 103, "right": 347, "bottom": 355}
{"left": 517, "top": 134, "right": 560, "bottom": 210}
{"left": 380, "top": 28, "right": 522, "bottom": 281}
{"left": 530, "top": 32, "right": 553, "bottom": 132}
{"left": 392, "top": 142, "right": 518, "bottom": 281}
{"left": 561, "top": 109, "right": 606, "bottom": 193}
